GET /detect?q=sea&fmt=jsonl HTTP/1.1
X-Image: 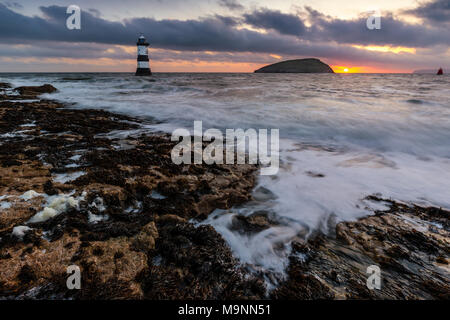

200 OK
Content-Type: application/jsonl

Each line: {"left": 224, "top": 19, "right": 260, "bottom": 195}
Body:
{"left": 2, "top": 72, "right": 450, "bottom": 284}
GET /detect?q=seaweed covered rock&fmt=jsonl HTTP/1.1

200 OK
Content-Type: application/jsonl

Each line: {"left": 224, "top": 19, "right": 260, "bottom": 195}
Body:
{"left": 0, "top": 83, "right": 263, "bottom": 299}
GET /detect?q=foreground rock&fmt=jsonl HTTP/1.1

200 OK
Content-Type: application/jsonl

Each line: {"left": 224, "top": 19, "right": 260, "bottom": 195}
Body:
{"left": 0, "top": 83, "right": 12, "bottom": 90}
{"left": 0, "top": 83, "right": 263, "bottom": 299}
{"left": 13, "top": 84, "right": 57, "bottom": 97}
{"left": 0, "top": 83, "right": 448, "bottom": 300}
{"left": 272, "top": 198, "right": 449, "bottom": 299}
{"left": 254, "top": 58, "right": 334, "bottom": 73}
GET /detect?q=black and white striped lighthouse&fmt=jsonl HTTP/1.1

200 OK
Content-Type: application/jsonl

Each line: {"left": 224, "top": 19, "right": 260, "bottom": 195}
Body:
{"left": 135, "top": 35, "right": 152, "bottom": 76}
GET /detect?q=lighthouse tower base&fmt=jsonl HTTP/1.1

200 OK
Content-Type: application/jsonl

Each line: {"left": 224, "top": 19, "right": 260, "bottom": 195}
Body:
{"left": 135, "top": 68, "right": 152, "bottom": 76}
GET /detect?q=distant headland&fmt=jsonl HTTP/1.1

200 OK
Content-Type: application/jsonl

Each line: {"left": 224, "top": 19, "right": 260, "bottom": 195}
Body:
{"left": 254, "top": 58, "right": 334, "bottom": 73}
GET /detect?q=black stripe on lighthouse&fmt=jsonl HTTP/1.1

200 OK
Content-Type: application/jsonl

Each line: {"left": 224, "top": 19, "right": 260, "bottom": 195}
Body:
{"left": 135, "top": 35, "right": 152, "bottom": 76}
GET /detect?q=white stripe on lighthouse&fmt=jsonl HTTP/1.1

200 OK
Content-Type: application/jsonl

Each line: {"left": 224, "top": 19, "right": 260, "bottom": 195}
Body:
{"left": 138, "top": 46, "right": 148, "bottom": 56}
{"left": 138, "top": 61, "right": 149, "bottom": 68}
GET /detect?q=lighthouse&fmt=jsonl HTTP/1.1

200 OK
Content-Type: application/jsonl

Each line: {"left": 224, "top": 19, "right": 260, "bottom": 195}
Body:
{"left": 135, "top": 35, "right": 152, "bottom": 76}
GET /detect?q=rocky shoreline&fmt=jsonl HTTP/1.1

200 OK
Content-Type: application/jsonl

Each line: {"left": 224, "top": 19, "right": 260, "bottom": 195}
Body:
{"left": 0, "top": 83, "right": 448, "bottom": 299}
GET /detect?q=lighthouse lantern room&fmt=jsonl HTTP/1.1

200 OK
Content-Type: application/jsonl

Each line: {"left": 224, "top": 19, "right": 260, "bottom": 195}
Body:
{"left": 135, "top": 35, "right": 152, "bottom": 76}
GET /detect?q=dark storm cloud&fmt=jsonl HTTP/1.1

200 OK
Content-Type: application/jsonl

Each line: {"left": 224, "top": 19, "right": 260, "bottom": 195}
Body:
{"left": 404, "top": 0, "right": 450, "bottom": 23}
{"left": 306, "top": 10, "right": 448, "bottom": 47}
{"left": 0, "top": 2, "right": 448, "bottom": 66}
{"left": 217, "top": 0, "right": 244, "bottom": 11}
{"left": 243, "top": 9, "right": 306, "bottom": 36}
{"left": 242, "top": 7, "right": 449, "bottom": 47}
{"left": 212, "top": 14, "right": 240, "bottom": 26}
{"left": 0, "top": 4, "right": 136, "bottom": 45}
{"left": 0, "top": 41, "right": 270, "bottom": 63}
{"left": 0, "top": 41, "right": 132, "bottom": 60}
{"left": 0, "top": 4, "right": 321, "bottom": 55}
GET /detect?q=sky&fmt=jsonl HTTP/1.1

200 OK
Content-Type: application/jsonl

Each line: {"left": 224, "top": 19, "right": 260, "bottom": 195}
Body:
{"left": 0, "top": 0, "right": 449, "bottom": 72}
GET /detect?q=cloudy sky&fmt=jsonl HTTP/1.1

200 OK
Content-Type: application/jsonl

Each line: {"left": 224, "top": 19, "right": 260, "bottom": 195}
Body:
{"left": 0, "top": 0, "right": 449, "bottom": 72}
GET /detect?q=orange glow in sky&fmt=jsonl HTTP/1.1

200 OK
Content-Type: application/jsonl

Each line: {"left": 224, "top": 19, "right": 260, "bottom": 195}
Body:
{"left": 2, "top": 54, "right": 412, "bottom": 73}
{"left": 352, "top": 45, "right": 416, "bottom": 54}
{"left": 332, "top": 66, "right": 361, "bottom": 73}
{"left": 330, "top": 65, "right": 412, "bottom": 73}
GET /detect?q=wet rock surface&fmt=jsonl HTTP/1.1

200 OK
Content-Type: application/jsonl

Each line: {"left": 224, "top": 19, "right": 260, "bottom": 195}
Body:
{"left": 0, "top": 83, "right": 262, "bottom": 299}
{"left": 272, "top": 198, "right": 449, "bottom": 300}
{"left": 0, "top": 83, "right": 448, "bottom": 300}
{"left": 13, "top": 84, "right": 57, "bottom": 96}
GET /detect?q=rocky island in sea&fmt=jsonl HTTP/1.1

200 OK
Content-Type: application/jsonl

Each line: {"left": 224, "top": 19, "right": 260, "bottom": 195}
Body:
{"left": 0, "top": 82, "right": 448, "bottom": 300}
{"left": 254, "top": 58, "right": 334, "bottom": 73}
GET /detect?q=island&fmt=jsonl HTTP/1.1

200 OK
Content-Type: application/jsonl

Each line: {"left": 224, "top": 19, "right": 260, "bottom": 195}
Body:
{"left": 254, "top": 58, "right": 334, "bottom": 73}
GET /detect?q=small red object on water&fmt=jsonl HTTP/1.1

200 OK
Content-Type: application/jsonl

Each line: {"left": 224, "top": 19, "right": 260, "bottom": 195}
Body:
{"left": 437, "top": 68, "right": 443, "bottom": 75}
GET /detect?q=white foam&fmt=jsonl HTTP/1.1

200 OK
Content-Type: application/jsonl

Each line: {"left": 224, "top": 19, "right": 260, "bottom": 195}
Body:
{"left": 12, "top": 226, "right": 32, "bottom": 240}
{"left": 65, "top": 163, "right": 80, "bottom": 168}
{"left": 28, "top": 193, "right": 84, "bottom": 223}
{"left": 20, "top": 190, "right": 41, "bottom": 200}
{"left": 0, "top": 201, "right": 12, "bottom": 210}
{"left": 20, "top": 122, "right": 36, "bottom": 127}
{"left": 125, "top": 201, "right": 143, "bottom": 213}
{"left": 69, "top": 154, "right": 82, "bottom": 161}
{"left": 149, "top": 191, "right": 166, "bottom": 200}
{"left": 2, "top": 190, "right": 42, "bottom": 212}
{"left": 88, "top": 212, "right": 109, "bottom": 224}
{"left": 198, "top": 210, "right": 295, "bottom": 278}
{"left": 89, "top": 197, "right": 106, "bottom": 212}
{"left": 0, "top": 132, "right": 27, "bottom": 140}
